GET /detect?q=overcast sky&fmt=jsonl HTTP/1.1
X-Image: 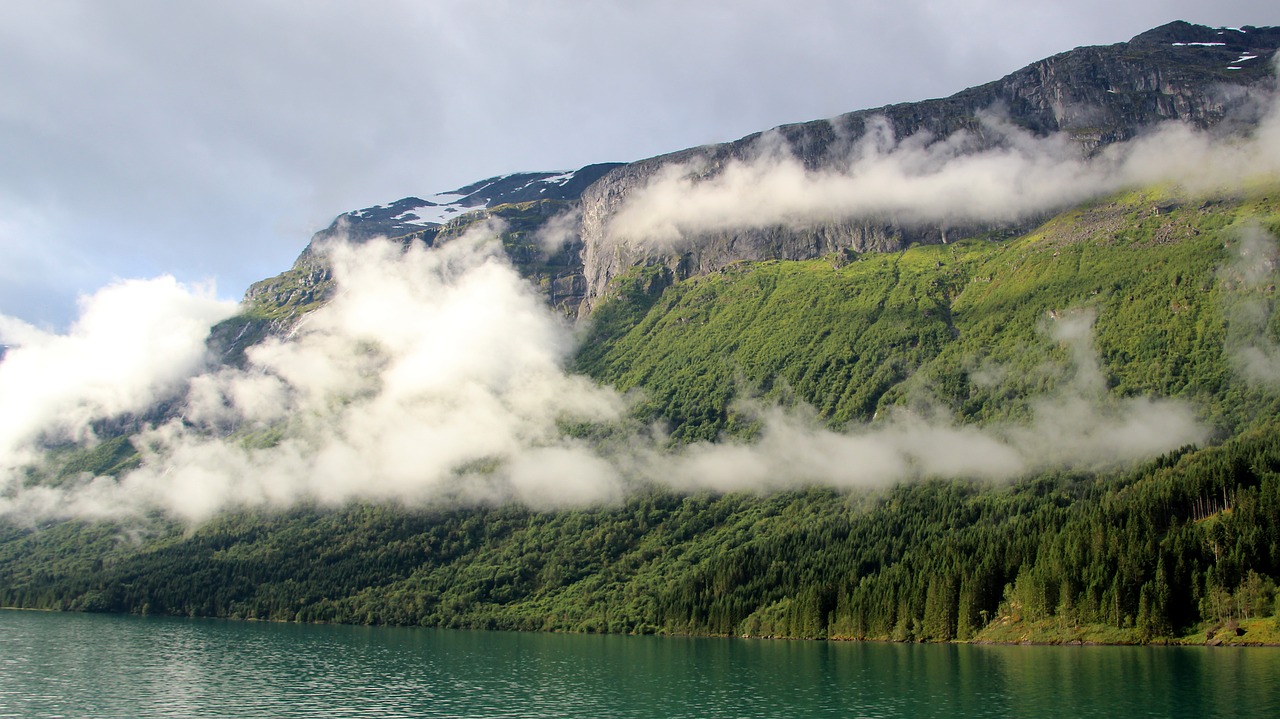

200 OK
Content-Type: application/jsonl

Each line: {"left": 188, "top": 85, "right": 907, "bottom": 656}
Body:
{"left": 3, "top": 1, "right": 1279, "bottom": 329}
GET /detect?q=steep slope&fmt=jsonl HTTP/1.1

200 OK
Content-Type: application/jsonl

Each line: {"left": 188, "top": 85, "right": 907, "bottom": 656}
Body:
{"left": 209, "top": 165, "right": 622, "bottom": 363}
{"left": 218, "top": 21, "right": 1280, "bottom": 356}
{"left": 577, "top": 186, "right": 1280, "bottom": 442}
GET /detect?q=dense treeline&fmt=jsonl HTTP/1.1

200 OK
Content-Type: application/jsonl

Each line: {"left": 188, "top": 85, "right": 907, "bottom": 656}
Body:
{"left": 4, "top": 187, "right": 1280, "bottom": 643}
{"left": 2, "top": 423, "right": 1277, "bottom": 642}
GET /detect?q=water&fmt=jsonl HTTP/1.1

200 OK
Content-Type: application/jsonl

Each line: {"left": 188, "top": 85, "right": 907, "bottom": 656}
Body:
{"left": 1, "top": 610, "right": 1276, "bottom": 718}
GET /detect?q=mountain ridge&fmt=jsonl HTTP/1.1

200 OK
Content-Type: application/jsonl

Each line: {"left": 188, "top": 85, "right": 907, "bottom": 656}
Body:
{"left": 574, "top": 20, "right": 1280, "bottom": 313}
{"left": 226, "top": 21, "right": 1280, "bottom": 354}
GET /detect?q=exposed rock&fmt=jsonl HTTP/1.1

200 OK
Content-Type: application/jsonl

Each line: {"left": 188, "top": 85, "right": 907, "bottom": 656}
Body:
{"left": 573, "top": 21, "right": 1280, "bottom": 316}
{"left": 232, "top": 21, "right": 1280, "bottom": 344}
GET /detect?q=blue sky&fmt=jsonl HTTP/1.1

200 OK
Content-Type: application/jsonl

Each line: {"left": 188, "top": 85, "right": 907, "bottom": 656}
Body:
{"left": 3, "top": 0, "right": 1280, "bottom": 329}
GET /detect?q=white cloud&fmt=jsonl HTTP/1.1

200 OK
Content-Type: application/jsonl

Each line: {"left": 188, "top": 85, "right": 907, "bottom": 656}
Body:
{"left": 607, "top": 84, "right": 1280, "bottom": 246}
{"left": 657, "top": 314, "right": 1206, "bottom": 494}
{"left": 0, "top": 228, "right": 632, "bottom": 522}
{"left": 0, "top": 226, "right": 1213, "bottom": 522}
{"left": 0, "top": 276, "right": 235, "bottom": 465}
{"left": 1222, "top": 224, "right": 1280, "bottom": 384}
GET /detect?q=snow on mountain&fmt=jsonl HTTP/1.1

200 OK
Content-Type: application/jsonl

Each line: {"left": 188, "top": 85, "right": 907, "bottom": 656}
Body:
{"left": 322, "top": 164, "right": 624, "bottom": 244}
{"left": 360, "top": 167, "right": 620, "bottom": 228}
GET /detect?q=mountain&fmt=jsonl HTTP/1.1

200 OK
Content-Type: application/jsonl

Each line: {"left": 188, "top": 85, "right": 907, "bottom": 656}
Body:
{"left": 310, "top": 164, "right": 625, "bottom": 245}
{"left": 5, "top": 22, "right": 1280, "bottom": 645}
{"left": 209, "top": 163, "right": 623, "bottom": 362}
{"left": 217, "top": 20, "right": 1280, "bottom": 366}
{"left": 575, "top": 21, "right": 1280, "bottom": 312}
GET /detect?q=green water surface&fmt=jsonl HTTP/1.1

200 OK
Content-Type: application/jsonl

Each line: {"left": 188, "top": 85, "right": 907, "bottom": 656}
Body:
{"left": 0, "top": 609, "right": 1274, "bottom": 718}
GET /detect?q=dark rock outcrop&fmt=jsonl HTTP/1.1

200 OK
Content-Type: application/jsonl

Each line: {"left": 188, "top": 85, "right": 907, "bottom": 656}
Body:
{"left": 233, "top": 21, "right": 1280, "bottom": 344}
{"left": 574, "top": 21, "right": 1280, "bottom": 314}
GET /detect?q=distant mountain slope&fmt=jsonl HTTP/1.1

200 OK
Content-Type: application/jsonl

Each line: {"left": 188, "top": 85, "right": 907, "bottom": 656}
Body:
{"left": 311, "top": 163, "right": 624, "bottom": 245}
{"left": 576, "top": 21, "right": 1280, "bottom": 312}
{"left": 576, "top": 184, "right": 1280, "bottom": 441}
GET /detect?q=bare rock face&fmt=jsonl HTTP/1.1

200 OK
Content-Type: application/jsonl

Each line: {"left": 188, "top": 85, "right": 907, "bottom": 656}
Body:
{"left": 232, "top": 21, "right": 1280, "bottom": 345}
{"left": 573, "top": 21, "right": 1280, "bottom": 316}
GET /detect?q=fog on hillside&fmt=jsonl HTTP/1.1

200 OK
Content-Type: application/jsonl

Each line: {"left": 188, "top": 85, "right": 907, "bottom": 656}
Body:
{"left": 0, "top": 228, "right": 1210, "bottom": 523}
{"left": 10, "top": 71, "right": 1280, "bottom": 521}
{"left": 607, "top": 77, "right": 1280, "bottom": 247}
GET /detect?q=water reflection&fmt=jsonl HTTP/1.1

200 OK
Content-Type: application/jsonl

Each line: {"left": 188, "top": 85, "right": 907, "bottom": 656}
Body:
{"left": 0, "top": 610, "right": 1275, "bottom": 718}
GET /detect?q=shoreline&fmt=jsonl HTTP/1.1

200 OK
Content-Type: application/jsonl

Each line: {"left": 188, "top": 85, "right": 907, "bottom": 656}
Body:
{"left": 11, "top": 606, "right": 1276, "bottom": 647}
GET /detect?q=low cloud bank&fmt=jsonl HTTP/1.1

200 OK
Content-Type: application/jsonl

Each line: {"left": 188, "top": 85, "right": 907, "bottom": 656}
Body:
{"left": 660, "top": 311, "right": 1205, "bottom": 492}
{"left": 0, "top": 229, "right": 1210, "bottom": 523}
{"left": 607, "top": 85, "right": 1280, "bottom": 247}
{"left": 1223, "top": 224, "right": 1280, "bottom": 385}
{"left": 1, "top": 227, "right": 629, "bottom": 522}
{"left": 20, "top": 78, "right": 1275, "bottom": 520}
{"left": 0, "top": 277, "right": 236, "bottom": 471}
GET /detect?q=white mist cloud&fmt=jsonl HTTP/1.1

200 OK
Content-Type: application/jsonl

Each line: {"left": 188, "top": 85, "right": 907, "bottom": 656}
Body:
{"left": 0, "top": 227, "right": 631, "bottom": 522}
{"left": 1222, "top": 223, "right": 1280, "bottom": 384}
{"left": 607, "top": 85, "right": 1280, "bottom": 246}
{"left": 0, "top": 277, "right": 236, "bottom": 466}
{"left": 0, "top": 188, "right": 1223, "bottom": 516}
{"left": 658, "top": 311, "right": 1206, "bottom": 493}
{"left": 0, "top": 228, "right": 1211, "bottom": 523}
{"left": 535, "top": 207, "right": 583, "bottom": 254}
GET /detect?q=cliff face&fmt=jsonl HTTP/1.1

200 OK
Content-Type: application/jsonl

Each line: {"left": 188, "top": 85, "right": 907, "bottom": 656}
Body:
{"left": 574, "top": 21, "right": 1280, "bottom": 314}
{"left": 211, "top": 165, "right": 624, "bottom": 362}
{"left": 230, "top": 21, "right": 1280, "bottom": 345}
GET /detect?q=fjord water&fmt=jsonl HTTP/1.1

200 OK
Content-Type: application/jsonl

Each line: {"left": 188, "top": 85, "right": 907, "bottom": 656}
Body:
{"left": 1, "top": 610, "right": 1275, "bottom": 718}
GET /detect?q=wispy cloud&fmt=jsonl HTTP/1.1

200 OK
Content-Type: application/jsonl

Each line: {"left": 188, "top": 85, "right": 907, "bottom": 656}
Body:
{"left": 0, "top": 229, "right": 1209, "bottom": 523}
{"left": 606, "top": 80, "right": 1280, "bottom": 248}
{"left": 1222, "top": 223, "right": 1280, "bottom": 384}
{"left": 656, "top": 310, "right": 1205, "bottom": 492}
{"left": 0, "top": 277, "right": 235, "bottom": 467}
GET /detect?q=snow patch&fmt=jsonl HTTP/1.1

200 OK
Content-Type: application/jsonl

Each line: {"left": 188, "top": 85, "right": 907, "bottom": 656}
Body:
{"left": 397, "top": 199, "right": 484, "bottom": 227}
{"left": 539, "top": 171, "right": 577, "bottom": 187}
{"left": 501, "top": 171, "right": 578, "bottom": 196}
{"left": 346, "top": 170, "right": 583, "bottom": 229}
{"left": 1171, "top": 42, "right": 1227, "bottom": 47}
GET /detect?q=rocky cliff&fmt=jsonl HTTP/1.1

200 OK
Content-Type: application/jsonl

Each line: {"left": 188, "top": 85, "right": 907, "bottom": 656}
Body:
{"left": 574, "top": 21, "right": 1280, "bottom": 314}
{"left": 224, "top": 20, "right": 1280, "bottom": 353}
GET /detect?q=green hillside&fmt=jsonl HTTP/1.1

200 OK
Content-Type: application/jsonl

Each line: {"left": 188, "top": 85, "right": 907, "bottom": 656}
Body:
{"left": 579, "top": 186, "right": 1280, "bottom": 441}
{"left": 4, "top": 185, "right": 1280, "bottom": 644}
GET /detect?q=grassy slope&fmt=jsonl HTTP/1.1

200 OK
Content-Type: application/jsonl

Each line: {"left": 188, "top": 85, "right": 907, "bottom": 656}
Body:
{"left": 577, "top": 186, "right": 1280, "bottom": 439}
